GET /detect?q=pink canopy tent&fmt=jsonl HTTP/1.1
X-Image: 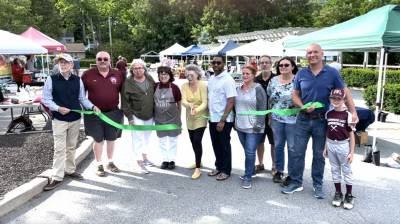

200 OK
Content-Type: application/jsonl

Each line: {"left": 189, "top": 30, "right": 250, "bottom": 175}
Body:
{"left": 20, "top": 27, "right": 67, "bottom": 53}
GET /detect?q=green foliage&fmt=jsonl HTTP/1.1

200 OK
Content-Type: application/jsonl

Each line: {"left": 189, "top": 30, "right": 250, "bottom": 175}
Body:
{"left": 342, "top": 68, "right": 400, "bottom": 88}
{"left": 0, "top": 0, "right": 33, "bottom": 33}
{"left": 364, "top": 84, "right": 400, "bottom": 114}
{"left": 80, "top": 58, "right": 96, "bottom": 68}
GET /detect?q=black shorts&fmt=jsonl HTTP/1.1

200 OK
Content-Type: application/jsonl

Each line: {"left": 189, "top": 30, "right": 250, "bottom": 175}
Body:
{"left": 260, "top": 124, "right": 274, "bottom": 145}
{"left": 84, "top": 109, "right": 123, "bottom": 142}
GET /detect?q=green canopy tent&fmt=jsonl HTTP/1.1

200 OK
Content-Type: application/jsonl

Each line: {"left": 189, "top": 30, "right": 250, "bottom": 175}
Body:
{"left": 284, "top": 4, "right": 400, "bottom": 154}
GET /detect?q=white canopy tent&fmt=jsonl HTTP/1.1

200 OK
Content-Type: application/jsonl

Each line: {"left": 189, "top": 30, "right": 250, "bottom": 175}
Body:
{"left": 0, "top": 30, "right": 48, "bottom": 55}
{"left": 226, "top": 39, "right": 272, "bottom": 56}
{"left": 159, "top": 43, "right": 186, "bottom": 57}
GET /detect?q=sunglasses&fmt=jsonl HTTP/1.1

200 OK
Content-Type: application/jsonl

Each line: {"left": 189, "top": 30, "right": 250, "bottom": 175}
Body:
{"left": 97, "top": 57, "right": 109, "bottom": 62}
{"left": 211, "top": 61, "right": 222, "bottom": 65}
{"left": 279, "top": 63, "right": 291, "bottom": 68}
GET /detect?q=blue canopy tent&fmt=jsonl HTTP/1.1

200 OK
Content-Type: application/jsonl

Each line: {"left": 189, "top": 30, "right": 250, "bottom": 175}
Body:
{"left": 181, "top": 45, "right": 205, "bottom": 56}
{"left": 202, "top": 40, "right": 239, "bottom": 55}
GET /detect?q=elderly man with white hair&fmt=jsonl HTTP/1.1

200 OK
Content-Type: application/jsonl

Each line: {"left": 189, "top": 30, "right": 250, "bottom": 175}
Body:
{"left": 42, "top": 53, "right": 100, "bottom": 191}
{"left": 121, "top": 59, "right": 156, "bottom": 174}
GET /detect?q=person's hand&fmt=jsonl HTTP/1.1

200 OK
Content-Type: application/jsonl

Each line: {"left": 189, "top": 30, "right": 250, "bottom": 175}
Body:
{"left": 129, "top": 120, "right": 135, "bottom": 125}
{"left": 253, "top": 125, "right": 262, "bottom": 133}
{"left": 349, "top": 112, "right": 359, "bottom": 128}
{"left": 58, "top": 107, "right": 70, "bottom": 115}
{"left": 305, "top": 105, "right": 315, "bottom": 113}
{"left": 190, "top": 105, "right": 197, "bottom": 116}
{"left": 92, "top": 106, "right": 101, "bottom": 113}
{"left": 323, "top": 148, "right": 328, "bottom": 158}
{"left": 347, "top": 153, "right": 354, "bottom": 164}
{"left": 216, "top": 121, "right": 225, "bottom": 132}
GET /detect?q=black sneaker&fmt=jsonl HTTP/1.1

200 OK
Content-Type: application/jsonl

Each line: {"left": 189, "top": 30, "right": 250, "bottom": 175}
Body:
{"left": 65, "top": 172, "right": 84, "bottom": 180}
{"left": 332, "top": 192, "right": 343, "bottom": 207}
{"left": 161, "top": 161, "right": 169, "bottom": 169}
{"left": 273, "top": 172, "right": 283, "bottom": 183}
{"left": 168, "top": 161, "right": 175, "bottom": 170}
{"left": 43, "top": 179, "right": 62, "bottom": 191}
{"left": 96, "top": 165, "right": 106, "bottom": 177}
{"left": 281, "top": 176, "right": 292, "bottom": 187}
{"left": 343, "top": 193, "right": 354, "bottom": 209}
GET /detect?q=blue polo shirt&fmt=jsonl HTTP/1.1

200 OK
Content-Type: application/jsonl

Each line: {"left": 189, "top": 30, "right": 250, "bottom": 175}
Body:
{"left": 293, "top": 65, "right": 344, "bottom": 114}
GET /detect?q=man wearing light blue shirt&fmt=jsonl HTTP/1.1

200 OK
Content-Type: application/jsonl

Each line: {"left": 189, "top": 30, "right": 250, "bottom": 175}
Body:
{"left": 207, "top": 55, "right": 237, "bottom": 181}
{"left": 42, "top": 53, "right": 99, "bottom": 191}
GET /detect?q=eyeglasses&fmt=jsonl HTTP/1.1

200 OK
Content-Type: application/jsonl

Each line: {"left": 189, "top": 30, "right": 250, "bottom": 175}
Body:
{"left": 211, "top": 61, "right": 222, "bottom": 65}
{"left": 133, "top": 67, "right": 144, "bottom": 70}
{"left": 97, "top": 57, "right": 109, "bottom": 62}
{"left": 279, "top": 63, "right": 291, "bottom": 68}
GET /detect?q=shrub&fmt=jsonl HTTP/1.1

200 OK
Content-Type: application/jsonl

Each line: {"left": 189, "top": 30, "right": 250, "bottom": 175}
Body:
{"left": 363, "top": 84, "right": 400, "bottom": 114}
{"left": 342, "top": 68, "right": 400, "bottom": 88}
{"left": 80, "top": 59, "right": 96, "bottom": 68}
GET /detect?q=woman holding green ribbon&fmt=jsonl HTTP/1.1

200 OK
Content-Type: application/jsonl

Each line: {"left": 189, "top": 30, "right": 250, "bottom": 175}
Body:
{"left": 121, "top": 59, "right": 156, "bottom": 174}
{"left": 181, "top": 64, "right": 208, "bottom": 179}
{"left": 235, "top": 65, "right": 267, "bottom": 189}
{"left": 267, "top": 56, "right": 298, "bottom": 186}
{"left": 154, "top": 66, "right": 182, "bottom": 170}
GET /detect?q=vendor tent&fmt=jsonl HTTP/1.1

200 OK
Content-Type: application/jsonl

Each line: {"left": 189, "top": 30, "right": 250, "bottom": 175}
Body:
{"left": 284, "top": 4, "right": 400, "bottom": 153}
{"left": 0, "top": 30, "right": 48, "bottom": 54}
{"left": 159, "top": 43, "right": 186, "bottom": 56}
{"left": 21, "top": 27, "right": 66, "bottom": 53}
{"left": 202, "top": 40, "right": 239, "bottom": 55}
{"left": 226, "top": 39, "right": 271, "bottom": 56}
{"left": 283, "top": 5, "right": 400, "bottom": 51}
{"left": 181, "top": 45, "right": 205, "bottom": 56}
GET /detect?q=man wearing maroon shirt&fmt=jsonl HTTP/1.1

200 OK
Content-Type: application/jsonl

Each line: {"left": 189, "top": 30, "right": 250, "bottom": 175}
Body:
{"left": 81, "top": 51, "right": 124, "bottom": 177}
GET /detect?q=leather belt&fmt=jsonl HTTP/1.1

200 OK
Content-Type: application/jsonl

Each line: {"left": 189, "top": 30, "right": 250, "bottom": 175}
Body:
{"left": 300, "top": 112, "right": 325, "bottom": 120}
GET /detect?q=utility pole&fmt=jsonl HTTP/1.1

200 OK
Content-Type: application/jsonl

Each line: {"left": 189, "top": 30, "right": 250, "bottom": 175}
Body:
{"left": 108, "top": 16, "right": 113, "bottom": 65}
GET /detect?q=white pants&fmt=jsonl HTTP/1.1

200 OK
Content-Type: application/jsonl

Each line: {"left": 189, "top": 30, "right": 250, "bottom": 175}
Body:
{"left": 327, "top": 139, "right": 354, "bottom": 185}
{"left": 131, "top": 116, "right": 153, "bottom": 158}
{"left": 159, "top": 136, "right": 178, "bottom": 162}
{"left": 52, "top": 119, "right": 81, "bottom": 181}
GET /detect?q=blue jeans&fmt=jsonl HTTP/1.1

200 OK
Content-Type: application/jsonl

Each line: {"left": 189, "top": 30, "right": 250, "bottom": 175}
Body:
{"left": 271, "top": 119, "right": 296, "bottom": 176}
{"left": 290, "top": 113, "right": 327, "bottom": 187}
{"left": 237, "top": 131, "right": 263, "bottom": 180}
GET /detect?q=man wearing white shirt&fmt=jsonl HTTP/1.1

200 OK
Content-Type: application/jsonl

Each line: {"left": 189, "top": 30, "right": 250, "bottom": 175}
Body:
{"left": 207, "top": 55, "right": 237, "bottom": 181}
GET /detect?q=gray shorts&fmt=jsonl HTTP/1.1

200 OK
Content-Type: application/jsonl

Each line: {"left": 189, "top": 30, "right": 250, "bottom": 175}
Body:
{"left": 84, "top": 109, "right": 123, "bottom": 142}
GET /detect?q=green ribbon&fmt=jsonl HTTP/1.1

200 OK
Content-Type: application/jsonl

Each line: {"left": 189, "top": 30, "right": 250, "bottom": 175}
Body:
{"left": 71, "top": 110, "right": 179, "bottom": 131}
{"left": 238, "top": 102, "right": 325, "bottom": 116}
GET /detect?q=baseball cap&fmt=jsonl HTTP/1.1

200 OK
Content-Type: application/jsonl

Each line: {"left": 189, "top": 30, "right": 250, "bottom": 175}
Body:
{"left": 56, "top": 53, "right": 73, "bottom": 62}
{"left": 330, "top": 89, "right": 345, "bottom": 99}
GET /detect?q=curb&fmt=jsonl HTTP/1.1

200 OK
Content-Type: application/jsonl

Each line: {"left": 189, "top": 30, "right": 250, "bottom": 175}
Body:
{"left": 0, "top": 136, "right": 94, "bottom": 218}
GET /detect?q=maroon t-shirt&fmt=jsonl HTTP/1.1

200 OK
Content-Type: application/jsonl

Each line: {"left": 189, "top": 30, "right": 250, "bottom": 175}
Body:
{"left": 325, "top": 109, "right": 353, "bottom": 141}
{"left": 81, "top": 67, "right": 123, "bottom": 111}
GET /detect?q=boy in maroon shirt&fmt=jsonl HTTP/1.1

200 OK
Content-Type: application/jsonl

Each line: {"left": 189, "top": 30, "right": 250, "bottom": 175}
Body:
{"left": 323, "top": 89, "right": 355, "bottom": 210}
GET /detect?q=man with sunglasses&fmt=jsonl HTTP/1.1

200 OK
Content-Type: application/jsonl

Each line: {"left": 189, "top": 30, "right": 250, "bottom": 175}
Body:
{"left": 282, "top": 43, "right": 358, "bottom": 199}
{"left": 254, "top": 55, "right": 276, "bottom": 175}
{"left": 81, "top": 51, "right": 124, "bottom": 177}
{"left": 42, "top": 54, "right": 100, "bottom": 191}
{"left": 207, "top": 55, "right": 237, "bottom": 181}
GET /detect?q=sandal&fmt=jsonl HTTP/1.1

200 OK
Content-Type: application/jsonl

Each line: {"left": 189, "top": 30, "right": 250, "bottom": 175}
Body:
{"left": 216, "top": 172, "right": 230, "bottom": 181}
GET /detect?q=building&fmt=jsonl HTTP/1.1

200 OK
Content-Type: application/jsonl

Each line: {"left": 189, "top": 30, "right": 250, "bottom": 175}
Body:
{"left": 216, "top": 27, "right": 317, "bottom": 43}
{"left": 65, "top": 43, "right": 86, "bottom": 59}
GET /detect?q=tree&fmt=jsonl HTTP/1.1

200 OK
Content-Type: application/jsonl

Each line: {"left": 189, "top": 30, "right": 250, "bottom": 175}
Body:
{"left": 0, "top": 0, "right": 33, "bottom": 33}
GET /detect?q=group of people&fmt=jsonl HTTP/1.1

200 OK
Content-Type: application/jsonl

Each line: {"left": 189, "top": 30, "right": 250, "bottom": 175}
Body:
{"left": 42, "top": 43, "right": 358, "bottom": 210}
